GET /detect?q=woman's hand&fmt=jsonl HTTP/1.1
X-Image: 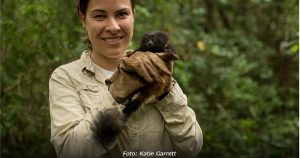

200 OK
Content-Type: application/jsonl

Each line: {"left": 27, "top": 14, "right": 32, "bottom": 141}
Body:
{"left": 106, "top": 51, "right": 173, "bottom": 102}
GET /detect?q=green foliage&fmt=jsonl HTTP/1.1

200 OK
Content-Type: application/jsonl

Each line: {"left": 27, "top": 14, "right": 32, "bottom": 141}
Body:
{"left": 1, "top": 0, "right": 82, "bottom": 157}
{"left": 1, "top": 0, "right": 298, "bottom": 158}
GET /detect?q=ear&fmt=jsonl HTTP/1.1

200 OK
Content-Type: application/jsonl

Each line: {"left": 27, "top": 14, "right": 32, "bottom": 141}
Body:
{"left": 79, "top": 12, "right": 86, "bottom": 29}
{"left": 132, "top": 9, "right": 135, "bottom": 25}
{"left": 132, "top": 8, "right": 136, "bottom": 18}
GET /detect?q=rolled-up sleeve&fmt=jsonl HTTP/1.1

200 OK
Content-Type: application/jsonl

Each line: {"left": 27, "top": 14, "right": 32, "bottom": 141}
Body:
{"left": 49, "top": 67, "right": 114, "bottom": 158}
{"left": 155, "top": 81, "right": 203, "bottom": 157}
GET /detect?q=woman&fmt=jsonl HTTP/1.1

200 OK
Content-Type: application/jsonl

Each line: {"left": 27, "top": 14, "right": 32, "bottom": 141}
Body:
{"left": 49, "top": 0, "right": 203, "bottom": 157}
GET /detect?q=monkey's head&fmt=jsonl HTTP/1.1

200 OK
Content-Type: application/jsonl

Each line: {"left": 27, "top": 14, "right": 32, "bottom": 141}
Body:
{"left": 139, "top": 31, "right": 169, "bottom": 52}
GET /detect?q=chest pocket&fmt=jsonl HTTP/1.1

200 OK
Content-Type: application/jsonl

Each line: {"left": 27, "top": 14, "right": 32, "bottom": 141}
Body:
{"left": 76, "top": 84, "right": 103, "bottom": 110}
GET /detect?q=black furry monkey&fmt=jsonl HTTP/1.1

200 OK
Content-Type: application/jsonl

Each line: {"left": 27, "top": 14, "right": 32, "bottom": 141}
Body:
{"left": 137, "top": 31, "right": 173, "bottom": 52}
{"left": 127, "top": 31, "right": 177, "bottom": 58}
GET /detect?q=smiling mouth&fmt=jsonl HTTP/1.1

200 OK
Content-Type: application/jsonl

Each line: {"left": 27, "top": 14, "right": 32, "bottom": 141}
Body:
{"left": 101, "top": 36, "right": 124, "bottom": 43}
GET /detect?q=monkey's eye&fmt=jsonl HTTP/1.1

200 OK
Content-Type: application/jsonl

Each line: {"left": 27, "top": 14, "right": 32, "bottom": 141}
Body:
{"left": 154, "top": 38, "right": 161, "bottom": 44}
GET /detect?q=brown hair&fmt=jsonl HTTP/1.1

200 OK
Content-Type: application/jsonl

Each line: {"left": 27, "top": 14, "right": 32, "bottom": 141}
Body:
{"left": 77, "top": 0, "right": 135, "bottom": 49}
{"left": 77, "top": 0, "right": 135, "bottom": 15}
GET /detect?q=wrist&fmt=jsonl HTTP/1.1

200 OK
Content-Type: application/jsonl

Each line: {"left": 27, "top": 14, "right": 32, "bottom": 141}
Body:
{"left": 157, "top": 91, "right": 169, "bottom": 101}
{"left": 158, "top": 79, "right": 175, "bottom": 101}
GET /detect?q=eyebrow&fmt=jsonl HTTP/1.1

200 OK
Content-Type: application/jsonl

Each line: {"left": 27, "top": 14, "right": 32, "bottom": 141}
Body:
{"left": 90, "top": 9, "right": 106, "bottom": 14}
{"left": 91, "top": 7, "right": 131, "bottom": 14}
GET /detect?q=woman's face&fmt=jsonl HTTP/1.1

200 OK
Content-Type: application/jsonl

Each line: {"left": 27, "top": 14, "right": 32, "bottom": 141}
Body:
{"left": 81, "top": 0, "right": 134, "bottom": 59}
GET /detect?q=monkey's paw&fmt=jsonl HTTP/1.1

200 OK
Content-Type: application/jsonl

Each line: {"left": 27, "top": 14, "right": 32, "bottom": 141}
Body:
{"left": 164, "top": 48, "right": 174, "bottom": 56}
{"left": 164, "top": 49, "right": 179, "bottom": 60}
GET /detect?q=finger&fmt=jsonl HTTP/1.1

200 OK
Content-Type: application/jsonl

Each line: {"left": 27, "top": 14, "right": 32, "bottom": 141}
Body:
{"left": 147, "top": 53, "right": 172, "bottom": 75}
{"left": 142, "top": 57, "right": 163, "bottom": 83}
{"left": 136, "top": 61, "right": 154, "bottom": 83}
{"left": 121, "top": 58, "right": 135, "bottom": 72}
{"left": 124, "top": 57, "right": 153, "bottom": 83}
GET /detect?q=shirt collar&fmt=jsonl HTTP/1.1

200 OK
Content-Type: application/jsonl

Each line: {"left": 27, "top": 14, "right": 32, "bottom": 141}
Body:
{"left": 80, "top": 50, "right": 95, "bottom": 73}
{"left": 80, "top": 50, "right": 108, "bottom": 84}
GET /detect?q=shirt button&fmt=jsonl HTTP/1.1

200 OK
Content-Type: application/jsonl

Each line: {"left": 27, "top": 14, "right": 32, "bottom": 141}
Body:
{"left": 160, "top": 106, "right": 165, "bottom": 111}
{"left": 131, "top": 131, "right": 138, "bottom": 137}
{"left": 91, "top": 86, "right": 99, "bottom": 92}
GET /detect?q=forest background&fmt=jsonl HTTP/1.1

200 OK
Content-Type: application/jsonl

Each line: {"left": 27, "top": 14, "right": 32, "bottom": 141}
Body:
{"left": 1, "top": 0, "right": 299, "bottom": 157}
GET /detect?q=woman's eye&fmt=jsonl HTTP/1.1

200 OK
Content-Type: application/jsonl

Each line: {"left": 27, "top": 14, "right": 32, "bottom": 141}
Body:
{"left": 94, "top": 15, "right": 106, "bottom": 20}
{"left": 117, "top": 12, "right": 129, "bottom": 18}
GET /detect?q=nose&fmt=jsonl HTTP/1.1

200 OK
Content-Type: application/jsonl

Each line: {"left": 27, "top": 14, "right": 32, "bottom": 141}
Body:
{"left": 147, "top": 40, "right": 154, "bottom": 48}
{"left": 106, "top": 18, "right": 120, "bottom": 33}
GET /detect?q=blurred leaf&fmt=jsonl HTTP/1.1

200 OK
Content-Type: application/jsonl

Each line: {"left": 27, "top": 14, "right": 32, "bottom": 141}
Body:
{"left": 197, "top": 41, "right": 206, "bottom": 52}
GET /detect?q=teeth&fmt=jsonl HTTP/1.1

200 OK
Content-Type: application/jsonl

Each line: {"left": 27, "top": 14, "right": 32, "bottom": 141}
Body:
{"left": 104, "top": 37, "right": 122, "bottom": 42}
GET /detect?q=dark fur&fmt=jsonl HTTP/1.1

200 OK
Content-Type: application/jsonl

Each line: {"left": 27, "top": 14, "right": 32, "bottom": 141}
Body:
{"left": 127, "top": 31, "right": 177, "bottom": 58}
{"left": 137, "top": 31, "right": 171, "bottom": 52}
{"left": 123, "top": 31, "right": 179, "bottom": 117}
{"left": 93, "top": 108, "right": 126, "bottom": 146}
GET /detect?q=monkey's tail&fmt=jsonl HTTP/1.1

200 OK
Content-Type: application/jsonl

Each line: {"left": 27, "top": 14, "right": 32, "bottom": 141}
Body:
{"left": 93, "top": 108, "right": 126, "bottom": 146}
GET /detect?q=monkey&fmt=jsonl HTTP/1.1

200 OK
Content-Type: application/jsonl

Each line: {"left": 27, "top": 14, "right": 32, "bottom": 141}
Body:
{"left": 127, "top": 31, "right": 178, "bottom": 58}
{"left": 109, "top": 31, "right": 179, "bottom": 117}
{"left": 137, "top": 31, "right": 172, "bottom": 52}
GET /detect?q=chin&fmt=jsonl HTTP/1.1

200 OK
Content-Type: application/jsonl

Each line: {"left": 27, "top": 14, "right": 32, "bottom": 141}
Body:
{"left": 107, "top": 49, "right": 126, "bottom": 59}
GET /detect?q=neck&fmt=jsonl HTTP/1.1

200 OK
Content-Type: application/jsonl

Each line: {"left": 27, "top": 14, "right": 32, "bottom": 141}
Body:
{"left": 91, "top": 51, "right": 124, "bottom": 71}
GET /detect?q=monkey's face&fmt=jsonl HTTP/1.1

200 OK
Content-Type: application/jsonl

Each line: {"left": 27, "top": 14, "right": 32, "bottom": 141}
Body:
{"left": 140, "top": 31, "right": 168, "bottom": 52}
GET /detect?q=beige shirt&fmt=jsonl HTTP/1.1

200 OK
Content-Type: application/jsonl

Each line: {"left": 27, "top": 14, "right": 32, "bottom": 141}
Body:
{"left": 49, "top": 50, "right": 203, "bottom": 158}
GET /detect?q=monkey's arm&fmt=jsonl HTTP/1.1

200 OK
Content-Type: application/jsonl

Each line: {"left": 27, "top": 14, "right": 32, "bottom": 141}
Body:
{"left": 154, "top": 80, "right": 203, "bottom": 157}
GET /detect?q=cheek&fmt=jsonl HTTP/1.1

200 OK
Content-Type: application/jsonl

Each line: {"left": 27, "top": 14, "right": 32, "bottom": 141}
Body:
{"left": 120, "top": 19, "right": 134, "bottom": 33}
{"left": 86, "top": 22, "right": 104, "bottom": 38}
